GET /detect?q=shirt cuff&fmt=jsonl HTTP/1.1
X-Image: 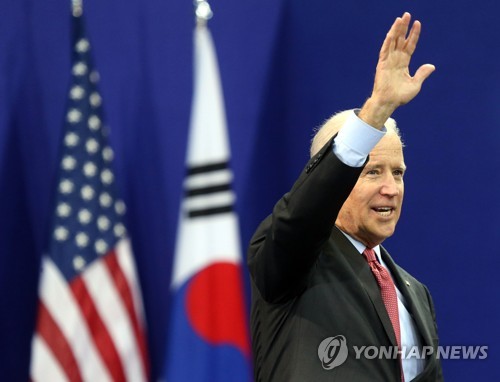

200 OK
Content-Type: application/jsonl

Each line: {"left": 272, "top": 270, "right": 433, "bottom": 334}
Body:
{"left": 333, "top": 110, "right": 386, "bottom": 167}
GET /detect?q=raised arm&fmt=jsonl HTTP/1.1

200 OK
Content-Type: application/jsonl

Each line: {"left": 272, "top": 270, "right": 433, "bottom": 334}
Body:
{"left": 248, "top": 12, "right": 435, "bottom": 303}
{"left": 359, "top": 12, "right": 435, "bottom": 129}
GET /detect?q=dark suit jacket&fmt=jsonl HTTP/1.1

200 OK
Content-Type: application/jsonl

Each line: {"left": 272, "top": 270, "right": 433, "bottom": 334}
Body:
{"left": 247, "top": 138, "right": 443, "bottom": 381}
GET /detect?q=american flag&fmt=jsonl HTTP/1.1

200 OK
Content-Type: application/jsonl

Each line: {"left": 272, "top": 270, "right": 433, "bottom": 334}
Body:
{"left": 30, "top": 4, "right": 149, "bottom": 381}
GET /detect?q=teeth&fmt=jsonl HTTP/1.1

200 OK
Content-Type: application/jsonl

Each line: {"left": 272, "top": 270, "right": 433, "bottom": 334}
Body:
{"left": 375, "top": 208, "right": 392, "bottom": 216}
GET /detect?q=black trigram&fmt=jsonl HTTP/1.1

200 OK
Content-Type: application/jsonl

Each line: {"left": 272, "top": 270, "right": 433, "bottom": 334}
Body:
{"left": 184, "top": 161, "right": 235, "bottom": 218}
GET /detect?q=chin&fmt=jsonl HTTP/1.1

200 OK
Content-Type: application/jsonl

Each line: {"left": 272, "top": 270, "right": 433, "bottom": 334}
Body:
{"left": 368, "top": 228, "right": 396, "bottom": 245}
{"left": 379, "top": 230, "right": 395, "bottom": 241}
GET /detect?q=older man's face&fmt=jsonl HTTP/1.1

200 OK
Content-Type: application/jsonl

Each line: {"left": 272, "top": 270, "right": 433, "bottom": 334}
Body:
{"left": 336, "top": 133, "right": 406, "bottom": 248}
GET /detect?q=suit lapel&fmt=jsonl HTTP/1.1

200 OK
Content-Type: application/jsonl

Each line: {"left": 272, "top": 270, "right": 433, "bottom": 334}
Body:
{"left": 380, "top": 247, "right": 433, "bottom": 349}
{"left": 332, "top": 228, "right": 398, "bottom": 347}
{"left": 332, "top": 231, "right": 441, "bottom": 379}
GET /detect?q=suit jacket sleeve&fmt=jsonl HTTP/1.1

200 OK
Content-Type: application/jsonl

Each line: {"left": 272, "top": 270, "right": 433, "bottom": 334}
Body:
{"left": 247, "top": 137, "right": 365, "bottom": 303}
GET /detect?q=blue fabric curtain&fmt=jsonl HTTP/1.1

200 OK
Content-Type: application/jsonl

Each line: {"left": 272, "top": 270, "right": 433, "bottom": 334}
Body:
{"left": 1, "top": 0, "right": 499, "bottom": 380}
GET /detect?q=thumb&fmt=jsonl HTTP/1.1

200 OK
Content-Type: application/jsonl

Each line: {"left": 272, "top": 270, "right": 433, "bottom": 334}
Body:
{"left": 414, "top": 64, "right": 436, "bottom": 85}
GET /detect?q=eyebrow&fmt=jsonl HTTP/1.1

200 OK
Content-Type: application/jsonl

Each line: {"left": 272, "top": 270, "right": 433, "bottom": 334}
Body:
{"left": 364, "top": 163, "right": 407, "bottom": 171}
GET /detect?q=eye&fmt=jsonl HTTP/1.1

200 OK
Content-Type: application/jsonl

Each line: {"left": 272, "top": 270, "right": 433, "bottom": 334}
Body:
{"left": 366, "top": 169, "right": 379, "bottom": 176}
{"left": 393, "top": 169, "right": 405, "bottom": 177}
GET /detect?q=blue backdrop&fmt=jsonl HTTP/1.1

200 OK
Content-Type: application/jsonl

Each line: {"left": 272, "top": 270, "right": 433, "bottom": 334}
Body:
{"left": 1, "top": 0, "right": 499, "bottom": 380}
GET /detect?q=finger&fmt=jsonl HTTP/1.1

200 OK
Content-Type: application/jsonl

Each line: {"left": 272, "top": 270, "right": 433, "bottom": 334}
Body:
{"left": 381, "top": 17, "right": 401, "bottom": 58}
{"left": 405, "top": 20, "right": 422, "bottom": 55}
{"left": 379, "top": 29, "right": 396, "bottom": 60}
{"left": 401, "top": 12, "right": 411, "bottom": 24}
{"left": 414, "top": 64, "right": 436, "bottom": 84}
{"left": 395, "top": 13, "right": 411, "bottom": 49}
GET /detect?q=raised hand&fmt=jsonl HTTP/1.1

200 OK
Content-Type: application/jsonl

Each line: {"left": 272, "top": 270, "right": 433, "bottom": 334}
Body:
{"left": 359, "top": 12, "right": 435, "bottom": 129}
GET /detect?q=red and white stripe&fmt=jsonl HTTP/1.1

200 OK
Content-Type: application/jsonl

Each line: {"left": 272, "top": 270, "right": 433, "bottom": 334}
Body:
{"left": 30, "top": 238, "right": 148, "bottom": 382}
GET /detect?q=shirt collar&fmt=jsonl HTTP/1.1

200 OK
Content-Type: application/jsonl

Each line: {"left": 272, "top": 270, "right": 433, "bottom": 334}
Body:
{"left": 338, "top": 229, "right": 383, "bottom": 263}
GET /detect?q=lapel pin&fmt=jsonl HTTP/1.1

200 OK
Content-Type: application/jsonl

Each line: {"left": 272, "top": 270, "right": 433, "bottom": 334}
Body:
{"left": 405, "top": 280, "right": 411, "bottom": 287}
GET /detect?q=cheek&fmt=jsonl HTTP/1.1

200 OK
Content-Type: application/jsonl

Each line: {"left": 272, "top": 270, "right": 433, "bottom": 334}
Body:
{"left": 337, "top": 199, "right": 356, "bottom": 225}
{"left": 398, "top": 187, "right": 404, "bottom": 204}
{"left": 341, "top": 195, "right": 359, "bottom": 215}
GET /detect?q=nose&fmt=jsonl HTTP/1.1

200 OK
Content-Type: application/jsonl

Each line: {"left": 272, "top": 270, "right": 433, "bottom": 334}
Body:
{"left": 379, "top": 174, "right": 400, "bottom": 197}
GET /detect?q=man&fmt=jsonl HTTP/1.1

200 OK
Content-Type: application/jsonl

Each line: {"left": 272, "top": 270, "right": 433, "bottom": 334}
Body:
{"left": 247, "top": 12, "right": 443, "bottom": 381}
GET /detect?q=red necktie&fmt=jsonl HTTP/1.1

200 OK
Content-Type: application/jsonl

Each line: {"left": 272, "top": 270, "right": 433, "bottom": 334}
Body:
{"left": 363, "top": 247, "right": 404, "bottom": 381}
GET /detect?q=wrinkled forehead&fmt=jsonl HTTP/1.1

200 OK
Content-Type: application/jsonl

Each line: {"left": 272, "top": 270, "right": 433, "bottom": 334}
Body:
{"left": 368, "top": 133, "right": 405, "bottom": 164}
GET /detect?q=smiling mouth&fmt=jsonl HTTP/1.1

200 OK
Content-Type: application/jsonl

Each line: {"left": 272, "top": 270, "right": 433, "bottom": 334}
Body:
{"left": 373, "top": 207, "right": 394, "bottom": 217}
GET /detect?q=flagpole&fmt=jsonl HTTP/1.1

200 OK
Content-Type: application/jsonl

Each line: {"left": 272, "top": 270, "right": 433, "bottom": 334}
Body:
{"left": 194, "top": 0, "right": 213, "bottom": 26}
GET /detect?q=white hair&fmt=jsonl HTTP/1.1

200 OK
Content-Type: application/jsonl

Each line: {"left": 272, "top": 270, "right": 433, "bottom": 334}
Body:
{"left": 310, "top": 109, "right": 402, "bottom": 158}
